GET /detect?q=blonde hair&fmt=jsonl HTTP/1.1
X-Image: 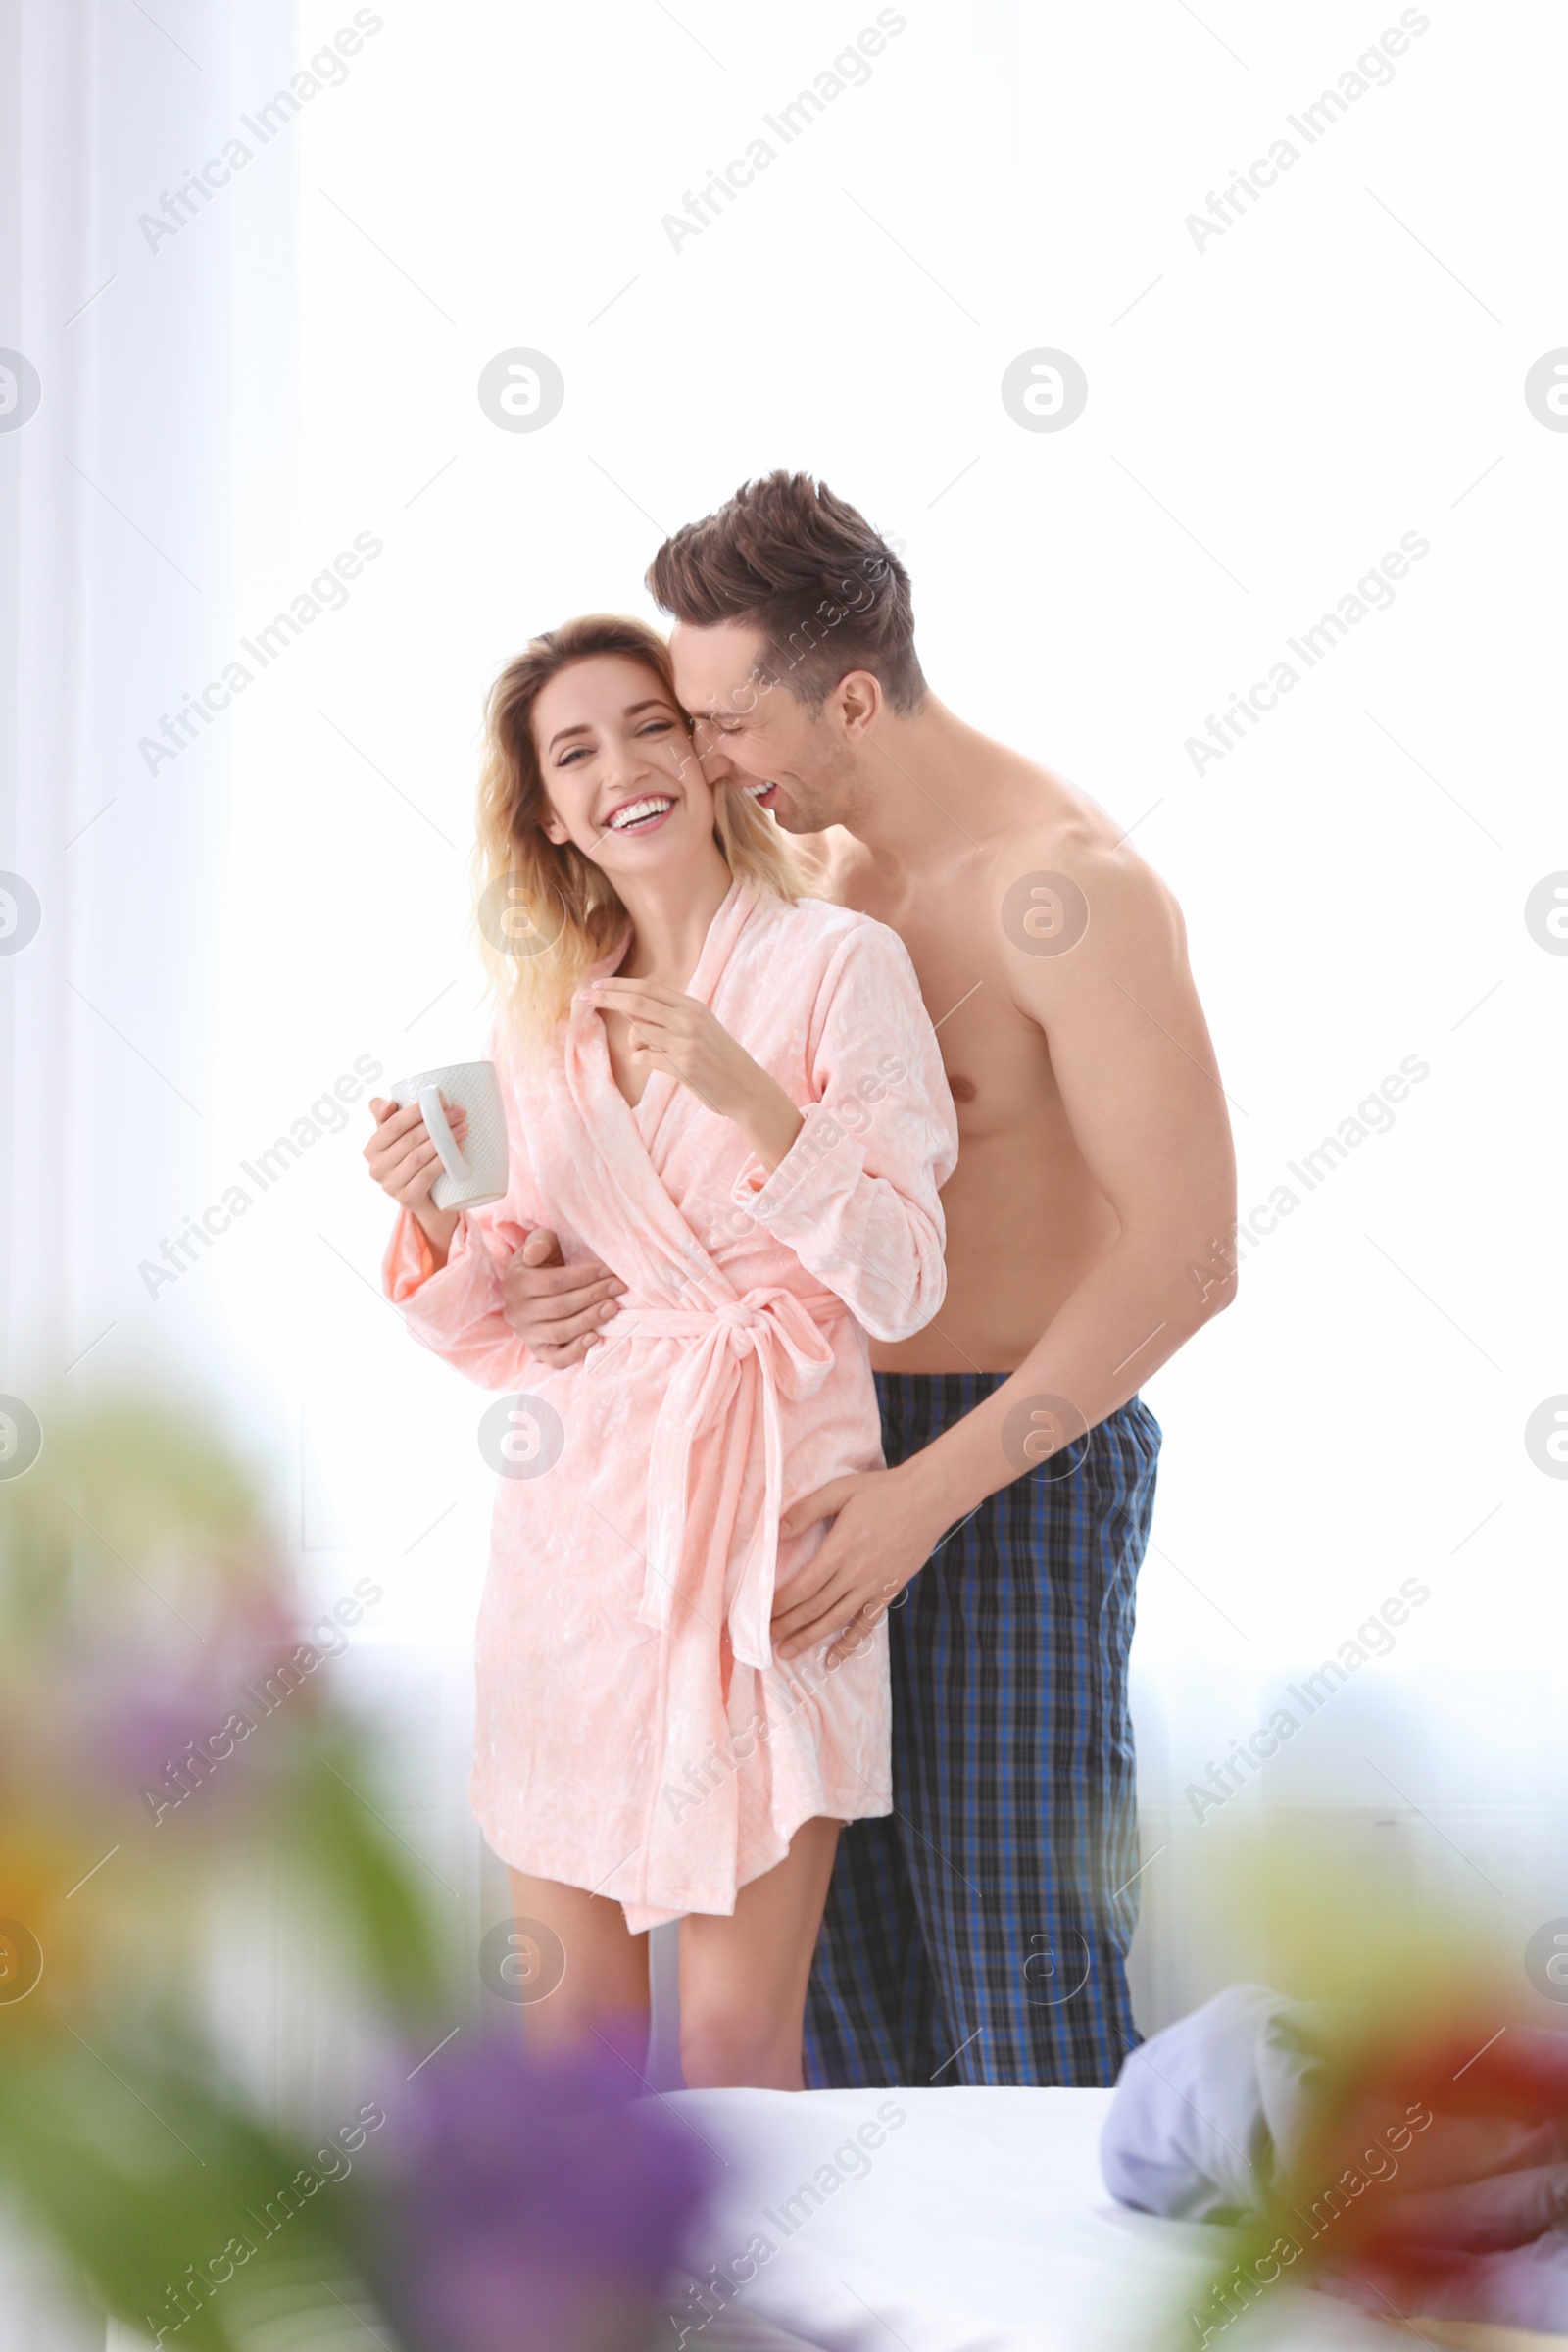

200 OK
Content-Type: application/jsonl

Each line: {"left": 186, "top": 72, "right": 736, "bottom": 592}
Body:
{"left": 472, "top": 614, "right": 802, "bottom": 1050}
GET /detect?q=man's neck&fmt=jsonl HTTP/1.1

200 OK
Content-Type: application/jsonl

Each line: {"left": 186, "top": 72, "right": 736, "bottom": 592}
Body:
{"left": 844, "top": 696, "right": 1020, "bottom": 871}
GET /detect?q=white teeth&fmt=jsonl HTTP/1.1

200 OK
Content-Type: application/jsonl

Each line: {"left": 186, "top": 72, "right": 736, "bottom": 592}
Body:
{"left": 744, "top": 780, "right": 775, "bottom": 798}
{"left": 606, "top": 796, "right": 673, "bottom": 832}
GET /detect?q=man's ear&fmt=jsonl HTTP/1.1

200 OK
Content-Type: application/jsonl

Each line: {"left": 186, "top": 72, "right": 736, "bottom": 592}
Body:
{"left": 836, "top": 668, "right": 883, "bottom": 738}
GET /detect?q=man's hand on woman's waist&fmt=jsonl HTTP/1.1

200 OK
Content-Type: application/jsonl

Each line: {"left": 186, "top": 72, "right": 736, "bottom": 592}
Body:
{"left": 498, "top": 1225, "right": 626, "bottom": 1368}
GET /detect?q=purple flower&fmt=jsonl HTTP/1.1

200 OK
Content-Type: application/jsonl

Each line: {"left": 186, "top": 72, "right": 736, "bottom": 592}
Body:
{"left": 368, "top": 2035, "right": 715, "bottom": 2352}
{"left": 60, "top": 1596, "right": 310, "bottom": 1816}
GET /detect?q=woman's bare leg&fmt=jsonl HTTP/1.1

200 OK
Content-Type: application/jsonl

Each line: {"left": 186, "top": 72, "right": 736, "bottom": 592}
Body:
{"left": 505, "top": 1868, "right": 651, "bottom": 2057}
{"left": 677, "top": 1818, "right": 840, "bottom": 2089}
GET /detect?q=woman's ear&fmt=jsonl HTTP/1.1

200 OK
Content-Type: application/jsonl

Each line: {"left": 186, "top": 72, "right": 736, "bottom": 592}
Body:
{"left": 540, "top": 804, "right": 570, "bottom": 846}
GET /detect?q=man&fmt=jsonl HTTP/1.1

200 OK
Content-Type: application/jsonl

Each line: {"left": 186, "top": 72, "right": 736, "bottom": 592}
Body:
{"left": 501, "top": 474, "right": 1236, "bottom": 2088}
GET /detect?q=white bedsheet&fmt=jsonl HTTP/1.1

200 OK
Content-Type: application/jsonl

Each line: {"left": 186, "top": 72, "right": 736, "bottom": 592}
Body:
{"left": 661, "top": 2086, "right": 1401, "bottom": 2352}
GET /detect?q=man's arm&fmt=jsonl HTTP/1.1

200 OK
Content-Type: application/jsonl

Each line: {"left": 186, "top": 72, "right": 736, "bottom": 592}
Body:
{"left": 772, "top": 841, "right": 1238, "bottom": 1663}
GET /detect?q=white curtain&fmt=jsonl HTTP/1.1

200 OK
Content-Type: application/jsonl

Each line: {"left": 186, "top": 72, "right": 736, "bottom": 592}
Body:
{"left": 2, "top": 2, "right": 305, "bottom": 2339}
{"left": 7, "top": 39, "right": 1566, "bottom": 2350}
{"left": 2, "top": 0, "right": 302, "bottom": 1397}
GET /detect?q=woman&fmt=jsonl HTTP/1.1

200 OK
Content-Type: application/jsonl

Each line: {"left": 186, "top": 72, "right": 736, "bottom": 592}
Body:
{"left": 366, "top": 615, "right": 956, "bottom": 2089}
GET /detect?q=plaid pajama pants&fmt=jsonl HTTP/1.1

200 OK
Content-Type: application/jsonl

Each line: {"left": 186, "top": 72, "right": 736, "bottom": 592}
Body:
{"left": 803, "top": 1372, "right": 1161, "bottom": 2090}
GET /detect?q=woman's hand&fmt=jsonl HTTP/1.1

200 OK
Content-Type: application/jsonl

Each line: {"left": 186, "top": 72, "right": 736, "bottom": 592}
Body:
{"left": 365, "top": 1096, "right": 468, "bottom": 1268}
{"left": 588, "top": 980, "right": 804, "bottom": 1172}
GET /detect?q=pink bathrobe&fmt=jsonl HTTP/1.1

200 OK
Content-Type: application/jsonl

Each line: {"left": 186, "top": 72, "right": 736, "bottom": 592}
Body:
{"left": 383, "top": 880, "right": 956, "bottom": 1929}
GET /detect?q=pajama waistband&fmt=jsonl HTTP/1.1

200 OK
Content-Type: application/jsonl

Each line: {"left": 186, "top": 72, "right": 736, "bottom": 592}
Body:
{"left": 873, "top": 1368, "right": 1012, "bottom": 1449}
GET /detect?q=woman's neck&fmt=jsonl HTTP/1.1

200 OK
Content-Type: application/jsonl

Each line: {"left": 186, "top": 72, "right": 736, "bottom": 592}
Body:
{"left": 614, "top": 844, "right": 735, "bottom": 988}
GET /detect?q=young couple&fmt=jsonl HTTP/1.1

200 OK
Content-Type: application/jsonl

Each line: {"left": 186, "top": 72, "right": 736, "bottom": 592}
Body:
{"left": 367, "top": 474, "right": 1236, "bottom": 2093}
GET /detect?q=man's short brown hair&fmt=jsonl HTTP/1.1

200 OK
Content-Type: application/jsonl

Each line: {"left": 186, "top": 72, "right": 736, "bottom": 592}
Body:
{"left": 647, "top": 472, "right": 926, "bottom": 715}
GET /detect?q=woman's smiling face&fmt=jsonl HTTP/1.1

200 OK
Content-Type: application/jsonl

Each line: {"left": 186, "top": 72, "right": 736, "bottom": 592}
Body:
{"left": 532, "top": 653, "right": 717, "bottom": 879}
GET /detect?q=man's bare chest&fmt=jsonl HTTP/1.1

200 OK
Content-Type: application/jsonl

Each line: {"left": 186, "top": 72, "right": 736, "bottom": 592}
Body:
{"left": 841, "top": 881, "right": 1054, "bottom": 1141}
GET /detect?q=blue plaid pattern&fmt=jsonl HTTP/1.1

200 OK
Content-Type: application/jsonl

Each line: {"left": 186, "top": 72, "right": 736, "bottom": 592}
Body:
{"left": 804, "top": 1372, "right": 1161, "bottom": 2089}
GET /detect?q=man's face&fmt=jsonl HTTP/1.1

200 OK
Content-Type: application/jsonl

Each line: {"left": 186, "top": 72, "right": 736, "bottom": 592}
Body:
{"left": 668, "top": 619, "right": 860, "bottom": 836}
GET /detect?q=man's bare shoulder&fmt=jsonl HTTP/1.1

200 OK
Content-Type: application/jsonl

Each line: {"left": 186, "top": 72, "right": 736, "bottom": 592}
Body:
{"left": 987, "top": 750, "right": 1182, "bottom": 937}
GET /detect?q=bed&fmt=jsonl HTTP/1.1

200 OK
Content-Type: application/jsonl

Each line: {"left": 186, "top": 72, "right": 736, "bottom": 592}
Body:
{"left": 661, "top": 2085, "right": 1567, "bottom": 2352}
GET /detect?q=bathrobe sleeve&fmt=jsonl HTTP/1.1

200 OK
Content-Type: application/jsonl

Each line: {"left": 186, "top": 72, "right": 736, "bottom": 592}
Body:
{"left": 379, "top": 1029, "right": 551, "bottom": 1392}
{"left": 733, "top": 918, "right": 957, "bottom": 1343}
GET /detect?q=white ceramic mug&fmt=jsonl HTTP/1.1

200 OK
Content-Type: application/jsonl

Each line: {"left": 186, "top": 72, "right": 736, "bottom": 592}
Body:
{"left": 389, "top": 1059, "right": 509, "bottom": 1210}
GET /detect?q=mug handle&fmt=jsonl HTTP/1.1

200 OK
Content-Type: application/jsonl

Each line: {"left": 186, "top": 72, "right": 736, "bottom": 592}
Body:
{"left": 418, "top": 1085, "right": 471, "bottom": 1185}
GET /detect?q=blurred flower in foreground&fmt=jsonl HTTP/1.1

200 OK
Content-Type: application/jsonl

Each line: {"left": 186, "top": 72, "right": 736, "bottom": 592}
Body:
{"left": 1303, "top": 2020, "right": 1568, "bottom": 2329}
{"left": 1123, "top": 1837, "right": 1568, "bottom": 2345}
{"left": 0, "top": 1387, "right": 716, "bottom": 2348}
{"left": 364, "top": 2034, "right": 715, "bottom": 2352}
{"left": 0, "top": 1389, "right": 435, "bottom": 2026}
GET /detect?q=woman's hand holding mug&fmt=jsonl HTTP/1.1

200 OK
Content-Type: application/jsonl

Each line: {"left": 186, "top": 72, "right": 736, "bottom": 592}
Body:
{"left": 365, "top": 1095, "right": 469, "bottom": 1268}
{"left": 367, "top": 1059, "right": 510, "bottom": 1272}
